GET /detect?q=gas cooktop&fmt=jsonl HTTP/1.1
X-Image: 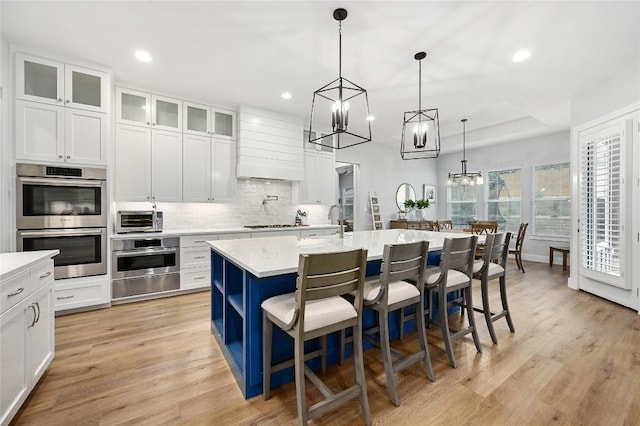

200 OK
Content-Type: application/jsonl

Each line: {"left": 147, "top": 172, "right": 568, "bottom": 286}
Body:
{"left": 243, "top": 224, "right": 295, "bottom": 229}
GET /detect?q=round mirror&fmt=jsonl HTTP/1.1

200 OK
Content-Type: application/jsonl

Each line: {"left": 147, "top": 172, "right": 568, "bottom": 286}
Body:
{"left": 395, "top": 183, "right": 416, "bottom": 212}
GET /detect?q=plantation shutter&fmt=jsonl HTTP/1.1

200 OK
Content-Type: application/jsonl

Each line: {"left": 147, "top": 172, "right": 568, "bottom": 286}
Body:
{"left": 579, "top": 122, "right": 626, "bottom": 288}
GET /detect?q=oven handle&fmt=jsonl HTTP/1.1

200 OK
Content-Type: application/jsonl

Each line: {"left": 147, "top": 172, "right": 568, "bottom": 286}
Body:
{"left": 19, "top": 176, "right": 104, "bottom": 187}
{"left": 18, "top": 229, "right": 105, "bottom": 238}
{"left": 114, "top": 247, "right": 177, "bottom": 257}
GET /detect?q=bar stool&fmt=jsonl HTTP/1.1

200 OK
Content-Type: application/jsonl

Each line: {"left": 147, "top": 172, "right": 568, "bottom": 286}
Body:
{"left": 262, "top": 248, "right": 371, "bottom": 425}
{"left": 472, "top": 232, "right": 514, "bottom": 344}
{"left": 424, "top": 236, "right": 482, "bottom": 368}
{"left": 358, "top": 241, "right": 435, "bottom": 406}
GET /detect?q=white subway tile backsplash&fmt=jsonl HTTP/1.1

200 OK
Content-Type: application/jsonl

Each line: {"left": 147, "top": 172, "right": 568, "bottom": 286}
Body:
{"left": 114, "top": 179, "right": 333, "bottom": 230}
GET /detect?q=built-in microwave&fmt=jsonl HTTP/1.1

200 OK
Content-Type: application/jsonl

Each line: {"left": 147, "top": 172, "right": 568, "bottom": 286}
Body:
{"left": 115, "top": 210, "right": 163, "bottom": 234}
{"left": 16, "top": 163, "right": 107, "bottom": 229}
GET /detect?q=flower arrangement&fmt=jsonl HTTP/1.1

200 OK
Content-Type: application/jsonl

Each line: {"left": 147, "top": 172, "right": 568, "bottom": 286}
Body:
{"left": 416, "top": 198, "right": 430, "bottom": 209}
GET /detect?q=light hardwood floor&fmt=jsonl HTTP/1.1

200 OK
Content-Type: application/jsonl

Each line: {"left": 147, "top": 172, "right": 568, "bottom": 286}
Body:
{"left": 12, "top": 260, "right": 640, "bottom": 425}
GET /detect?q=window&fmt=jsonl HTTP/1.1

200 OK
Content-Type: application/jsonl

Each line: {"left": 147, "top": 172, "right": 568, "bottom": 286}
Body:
{"left": 448, "top": 185, "right": 477, "bottom": 228}
{"left": 486, "top": 168, "right": 521, "bottom": 232}
{"left": 579, "top": 122, "right": 625, "bottom": 284}
{"left": 533, "top": 163, "right": 570, "bottom": 238}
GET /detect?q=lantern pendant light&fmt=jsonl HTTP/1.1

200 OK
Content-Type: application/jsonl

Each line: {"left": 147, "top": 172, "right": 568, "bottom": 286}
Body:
{"left": 308, "top": 8, "right": 372, "bottom": 150}
{"left": 400, "top": 51, "right": 441, "bottom": 160}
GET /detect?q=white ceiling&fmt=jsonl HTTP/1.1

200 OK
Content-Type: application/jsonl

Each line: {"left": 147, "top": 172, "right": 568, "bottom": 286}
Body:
{"left": 2, "top": 1, "right": 639, "bottom": 152}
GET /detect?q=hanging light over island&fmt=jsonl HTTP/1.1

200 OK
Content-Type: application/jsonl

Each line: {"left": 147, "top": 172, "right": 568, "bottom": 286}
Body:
{"left": 308, "top": 8, "right": 372, "bottom": 150}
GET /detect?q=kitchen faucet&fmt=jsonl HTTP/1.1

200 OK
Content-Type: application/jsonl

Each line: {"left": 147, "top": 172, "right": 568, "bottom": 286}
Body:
{"left": 328, "top": 204, "right": 344, "bottom": 238}
{"left": 262, "top": 195, "right": 278, "bottom": 205}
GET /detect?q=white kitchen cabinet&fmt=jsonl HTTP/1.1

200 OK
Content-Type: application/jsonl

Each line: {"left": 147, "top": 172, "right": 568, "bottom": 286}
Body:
{"left": 1, "top": 256, "right": 55, "bottom": 426}
{"left": 183, "top": 134, "right": 236, "bottom": 203}
{"left": 115, "top": 87, "right": 151, "bottom": 127}
{"left": 15, "top": 100, "right": 107, "bottom": 166}
{"left": 53, "top": 275, "right": 110, "bottom": 312}
{"left": 115, "top": 87, "right": 182, "bottom": 132}
{"left": 16, "top": 52, "right": 109, "bottom": 113}
{"left": 115, "top": 124, "right": 152, "bottom": 202}
{"left": 300, "top": 150, "right": 336, "bottom": 205}
{"left": 151, "top": 129, "right": 183, "bottom": 202}
{"left": 115, "top": 124, "right": 182, "bottom": 202}
{"left": 183, "top": 101, "right": 236, "bottom": 140}
{"left": 180, "top": 234, "right": 217, "bottom": 291}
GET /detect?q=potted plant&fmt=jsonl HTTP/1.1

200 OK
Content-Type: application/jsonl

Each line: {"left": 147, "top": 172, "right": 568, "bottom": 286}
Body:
{"left": 414, "top": 198, "right": 429, "bottom": 220}
{"left": 403, "top": 199, "right": 416, "bottom": 210}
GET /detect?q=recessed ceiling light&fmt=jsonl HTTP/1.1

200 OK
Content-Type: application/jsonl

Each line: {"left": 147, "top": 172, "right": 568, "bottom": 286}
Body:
{"left": 512, "top": 49, "right": 530, "bottom": 62}
{"left": 281, "top": 92, "right": 292, "bottom": 100}
{"left": 135, "top": 50, "right": 152, "bottom": 62}
{"left": 366, "top": 115, "right": 375, "bottom": 121}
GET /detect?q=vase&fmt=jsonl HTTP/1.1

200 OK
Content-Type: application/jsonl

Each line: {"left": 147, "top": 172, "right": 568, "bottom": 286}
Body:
{"left": 415, "top": 209, "right": 423, "bottom": 220}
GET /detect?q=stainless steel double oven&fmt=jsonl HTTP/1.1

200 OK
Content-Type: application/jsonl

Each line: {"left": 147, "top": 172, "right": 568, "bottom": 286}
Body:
{"left": 16, "top": 163, "right": 108, "bottom": 280}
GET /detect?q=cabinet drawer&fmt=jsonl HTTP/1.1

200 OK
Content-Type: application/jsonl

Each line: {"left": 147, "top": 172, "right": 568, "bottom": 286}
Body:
{"left": 181, "top": 234, "right": 217, "bottom": 248}
{"left": 181, "top": 248, "right": 210, "bottom": 268}
{"left": 54, "top": 281, "right": 108, "bottom": 311}
{"left": 300, "top": 229, "right": 323, "bottom": 238}
{"left": 31, "top": 262, "right": 54, "bottom": 290}
{"left": 181, "top": 267, "right": 211, "bottom": 290}
{"left": 407, "top": 223, "right": 422, "bottom": 230}
{"left": 1, "top": 270, "right": 30, "bottom": 314}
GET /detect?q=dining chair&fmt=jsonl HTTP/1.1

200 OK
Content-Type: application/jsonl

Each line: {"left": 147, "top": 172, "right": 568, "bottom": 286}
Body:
{"left": 472, "top": 232, "right": 514, "bottom": 344}
{"left": 509, "top": 223, "right": 528, "bottom": 273}
{"left": 438, "top": 220, "right": 453, "bottom": 231}
{"left": 262, "top": 249, "right": 371, "bottom": 425}
{"left": 424, "top": 236, "right": 482, "bottom": 368}
{"left": 357, "top": 241, "right": 435, "bottom": 406}
{"left": 470, "top": 222, "right": 498, "bottom": 235}
{"left": 427, "top": 220, "right": 440, "bottom": 231}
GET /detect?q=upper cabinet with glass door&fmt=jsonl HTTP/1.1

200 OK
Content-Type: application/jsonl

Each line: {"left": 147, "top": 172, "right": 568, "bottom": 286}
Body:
{"left": 16, "top": 53, "right": 109, "bottom": 113}
{"left": 183, "top": 101, "right": 235, "bottom": 140}
{"left": 115, "top": 87, "right": 182, "bottom": 132}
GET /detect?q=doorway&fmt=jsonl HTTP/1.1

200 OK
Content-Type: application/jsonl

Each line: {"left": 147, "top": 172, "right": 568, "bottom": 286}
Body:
{"left": 335, "top": 162, "right": 358, "bottom": 232}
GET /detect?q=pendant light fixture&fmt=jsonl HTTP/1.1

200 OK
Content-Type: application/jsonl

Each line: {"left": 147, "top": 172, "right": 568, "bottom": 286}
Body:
{"left": 308, "top": 8, "right": 371, "bottom": 150}
{"left": 447, "top": 119, "right": 483, "bottom": 186}
{"left": 400, "top": 51, "right": 440, "bottom": 160}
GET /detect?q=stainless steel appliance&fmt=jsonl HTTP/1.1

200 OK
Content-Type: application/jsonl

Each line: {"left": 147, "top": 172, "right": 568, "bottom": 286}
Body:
{"left": 16, "top": 163, "right": 108, "bottom": 280}
{"left": 115, "top": 210, "right": 163, "bottom": 234}
{"left": 111, "top": 237, "right": 180, "bottom": 300}
{"left": 17, "top": 228, "right": 107, "bottom": 279}
{"left": 16, "top": 163, "right": 107, "bottom": 229}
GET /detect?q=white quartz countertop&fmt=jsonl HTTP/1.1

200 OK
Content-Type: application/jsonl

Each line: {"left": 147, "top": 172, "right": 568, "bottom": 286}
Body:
{"left": 207, "top": 229, "right": 473, "bottom": 278}
{"left": 110, "top": 224, "right": 339, "bottom": 239}
{"left": 0, "top": 250, "right": 59, "bottom": 281}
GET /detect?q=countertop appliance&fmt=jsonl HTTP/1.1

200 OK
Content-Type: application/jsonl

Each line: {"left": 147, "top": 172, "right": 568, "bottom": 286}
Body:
{"left": 111, "top": 237, "right": 179, "bottom": 300}
{"left": 16, "top": 163, "right": 108, "bottom": 279}
{"left": 116, "top": 210, "right": 163, "bottom": 234}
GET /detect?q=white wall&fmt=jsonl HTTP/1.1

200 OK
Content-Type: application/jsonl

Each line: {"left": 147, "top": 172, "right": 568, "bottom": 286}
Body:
{"left": 435, "top": 131, "right": 571, "bottom": 262}
{"left": 0, "top": 37, "right": 12, "bottom": 253}
{"left": 336, "top": 141, "right": 439, "bottom": 231}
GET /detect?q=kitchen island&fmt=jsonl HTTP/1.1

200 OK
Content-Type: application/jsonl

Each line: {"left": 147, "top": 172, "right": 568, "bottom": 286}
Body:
{"left": 207, "top": 229, "right": 459, "bottom": 398}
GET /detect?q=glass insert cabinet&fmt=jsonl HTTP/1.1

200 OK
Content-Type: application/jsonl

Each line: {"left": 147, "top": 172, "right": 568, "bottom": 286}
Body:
{"left": 16, "top": 53, "right": 109, "bottom": 114}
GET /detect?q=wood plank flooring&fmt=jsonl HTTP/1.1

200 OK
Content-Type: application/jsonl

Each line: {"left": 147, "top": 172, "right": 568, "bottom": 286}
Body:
{"left": 12, "top": 260, "right": 640, "bottom": 425}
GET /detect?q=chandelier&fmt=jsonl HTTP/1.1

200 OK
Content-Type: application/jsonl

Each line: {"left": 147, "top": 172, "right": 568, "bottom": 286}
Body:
{"left": 447, "top": 119, "right": 483, "bottom": 186}
{"left": 400, "top": 51, "right": 440, "bottom": 160}
{"left": 308, "top": 8, "right": 372, "bottom": 150}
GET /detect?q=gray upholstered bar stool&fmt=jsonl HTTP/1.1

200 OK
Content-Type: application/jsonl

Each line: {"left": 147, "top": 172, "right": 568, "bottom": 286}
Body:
{"left": 357, "top": 241, "right": 435, "bottom": 406}
{"left": 424, "top": 235, "right": 482, "bottom": 368}
{"left": 262, "top": 248, "right": 371, "bottom": 426}
{"left": 472, "top": 232, "right": 514, "bottom": 344}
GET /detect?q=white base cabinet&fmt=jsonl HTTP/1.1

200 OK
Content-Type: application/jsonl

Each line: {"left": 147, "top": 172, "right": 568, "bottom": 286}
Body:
{"left": 53, "top": 275, "right": 110, "bottom": 312}
{"left": 180, "top": 235, "right": 217, "bottom": 291}
{"left": 1, "top": 257, "right": 55, "bottom": 426}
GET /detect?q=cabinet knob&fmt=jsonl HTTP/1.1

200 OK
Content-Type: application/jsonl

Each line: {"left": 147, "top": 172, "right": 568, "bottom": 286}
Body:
{"left": 57, "top": 98, "right": 62, "bottom": 102}
{"left": 152, "top": 123, "right": 156, "bottom": 126}
{"left": 65, "top": 99, "right": 70, "bottom": 103}
{"left": 146, "top": 196, "right": 150, "bottom": 200}
{"left": 147, "top": 122, "right": 151, "bottom": 125}
{"left": 66, "top": 155, "right": 71, "bottom": 159}
{"left": 58, "top": 155, "right": 63, "bottom": 159}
